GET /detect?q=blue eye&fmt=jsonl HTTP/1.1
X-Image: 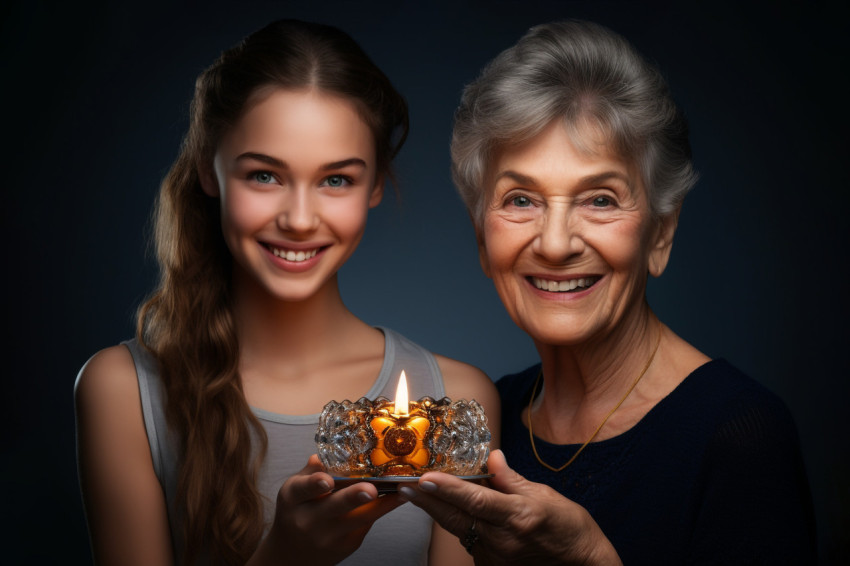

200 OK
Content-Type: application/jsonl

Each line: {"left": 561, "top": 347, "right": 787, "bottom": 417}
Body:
{"left": 253, "top": 171, "right": 275, "bottom": 184}
{"left": 323, "top": 175, "right": 350, "bottom": 188}
{"left": 511, "top": 195, "right": 532, "bottom": 207}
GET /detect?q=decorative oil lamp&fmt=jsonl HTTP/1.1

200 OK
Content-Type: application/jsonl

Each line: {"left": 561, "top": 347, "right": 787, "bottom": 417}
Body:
{"left": 316, "top": 370, "right": 491, "bottom": 478}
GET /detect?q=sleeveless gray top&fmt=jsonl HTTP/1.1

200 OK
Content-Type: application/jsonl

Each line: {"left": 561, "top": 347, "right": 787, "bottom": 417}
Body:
{"left": 125, "top": 327, "right": 443, "bottom": 565}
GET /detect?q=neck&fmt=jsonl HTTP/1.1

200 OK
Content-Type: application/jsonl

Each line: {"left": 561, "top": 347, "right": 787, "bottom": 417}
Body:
{"left": 230, "top": 268, "right": 369, "bottom": 378}
{"left": 530, "top": 300, "right": 661, "bottom": 442}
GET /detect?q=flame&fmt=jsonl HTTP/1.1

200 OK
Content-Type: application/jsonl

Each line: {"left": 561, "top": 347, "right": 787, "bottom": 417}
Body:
{"left": 394, "top": 370, "right": 409, "bottom": 416}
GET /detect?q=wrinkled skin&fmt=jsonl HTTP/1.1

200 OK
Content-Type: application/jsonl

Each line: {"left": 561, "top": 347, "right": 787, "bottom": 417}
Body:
{"left": 399, "top": 450, "right": 621, "bottom": 565}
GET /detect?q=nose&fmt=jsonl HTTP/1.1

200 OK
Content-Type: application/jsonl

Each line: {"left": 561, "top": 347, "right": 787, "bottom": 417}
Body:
{"left": 532, "top": 204, "right": 585, "bottom": 263}
{"left": 277, "top": 186, "right": 319, "bottom": 233}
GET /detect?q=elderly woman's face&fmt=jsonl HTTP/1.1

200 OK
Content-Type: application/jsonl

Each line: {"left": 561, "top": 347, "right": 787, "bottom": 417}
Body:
{"left": 478, "top": 120, "right": 674, "bottom": 346}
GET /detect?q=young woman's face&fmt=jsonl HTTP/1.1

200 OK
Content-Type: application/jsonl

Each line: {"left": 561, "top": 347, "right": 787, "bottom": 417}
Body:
{"left": 204, "top": 89, "right": 381, "bottom": 303}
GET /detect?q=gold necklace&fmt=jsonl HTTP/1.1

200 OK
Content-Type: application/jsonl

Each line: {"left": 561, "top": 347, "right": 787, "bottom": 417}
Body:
{"left": 527, "top": 327, "right": 662, "bottom": 472}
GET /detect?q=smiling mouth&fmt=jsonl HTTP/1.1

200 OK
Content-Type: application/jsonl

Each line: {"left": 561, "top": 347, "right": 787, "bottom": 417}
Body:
{"left": 266, "top": 245, "right": 321, "bottom": 262}
{"left": 531, "top": 276, "right": 600, "bottom": 293}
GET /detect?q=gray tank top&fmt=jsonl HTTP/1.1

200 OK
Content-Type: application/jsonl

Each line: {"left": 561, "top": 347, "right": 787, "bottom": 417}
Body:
{"left": 126, "top": 327, "right": 443, "bottom": 565}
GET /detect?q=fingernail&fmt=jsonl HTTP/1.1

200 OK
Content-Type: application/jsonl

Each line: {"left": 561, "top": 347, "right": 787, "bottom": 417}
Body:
{"left": 318, "top": 480, "right": 331, "bottom": 492}
{"left": 357, "top": 491, "right": 374, "bottom": 504}
{"left": 398, "top": 486, "right": 417, "bottom": 500}
{"left": 420, "top": 481, "right": 437, "bottom": 493}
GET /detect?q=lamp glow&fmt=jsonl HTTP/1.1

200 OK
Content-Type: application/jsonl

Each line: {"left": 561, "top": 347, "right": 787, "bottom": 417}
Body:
{"left": 394, "top": 370, "right": 409, "bottom": 416}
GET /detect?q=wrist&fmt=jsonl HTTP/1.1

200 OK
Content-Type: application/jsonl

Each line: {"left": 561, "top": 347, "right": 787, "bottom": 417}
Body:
{"left": 582, "top": 540, "right": 622, "bottom": 566}
{"left": 575, "top": 510, "right": 621, "bottom": 566}
{"left": 248, "top": 518, "right": 338, "bottom": 566}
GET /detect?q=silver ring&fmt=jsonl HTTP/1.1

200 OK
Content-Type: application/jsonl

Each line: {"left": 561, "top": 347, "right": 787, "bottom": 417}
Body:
{"left": 462, "top": 517, "right": 478, "bottom": 554}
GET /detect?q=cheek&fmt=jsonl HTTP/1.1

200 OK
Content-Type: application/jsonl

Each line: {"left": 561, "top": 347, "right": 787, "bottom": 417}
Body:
{"left": 481, "top": 218, "right": 533, "bottom": 313}
{"left": 482, "top": 218, "right": 526, "bottom": 271}
{"left": 220, "top": 190, "right": 276, "bottom": 239}
{"left": 593, "top": 219, "right": 651, "bottom": 275}
{"left": 323, "top": 197, "right": 370, "bottom": 238}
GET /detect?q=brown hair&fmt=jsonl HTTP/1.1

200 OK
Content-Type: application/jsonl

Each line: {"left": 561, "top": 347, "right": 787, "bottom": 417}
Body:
{"left": 137, "top": 20, "right": 408, "bottom": 564}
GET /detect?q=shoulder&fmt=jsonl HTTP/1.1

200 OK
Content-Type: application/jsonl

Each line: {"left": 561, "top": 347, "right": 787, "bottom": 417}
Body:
{"left": 75, "top": 343, "right": 175, "bottom": 564}
{"left": 685, "top": 359, "right": 796, "bottom": 428}
{"left": 75, "top": 343, "right": 149, "bottom": 454}
{"left": 75, "top": 343, "right": 141, "bottom": 411}
{"left": 494, "top": 364, "right": 540, "bottom": 408}
{"left": 675, "top": 360, "right": 803, "bottom": 466}
{"left": 433, "top": 354, "right": 496, "bottom": 404}
{"left": 678, "top": 362, "right": 817, "bottom": 559}
{"left": 433, "top": 354, "right": 501, "bottom": 446}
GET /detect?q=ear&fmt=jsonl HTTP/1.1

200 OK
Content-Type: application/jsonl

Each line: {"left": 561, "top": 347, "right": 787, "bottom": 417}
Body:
{"left": 199, "top": 163, "right": 220, "bottom": 198}
{"left": 368, "top": 176, "right": 384, "bottom": 208}
{"left": 647, "top": 208, "right": 680, "bottom": 277}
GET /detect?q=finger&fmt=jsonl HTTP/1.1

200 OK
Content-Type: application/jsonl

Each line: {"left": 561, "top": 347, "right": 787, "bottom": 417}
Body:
{"left": 317, "top": 487, "right": 406, "bottom": 533}
{"left": 282, "top": 456, "right": 335, "bottom": 505}
{"left": 299, "top": 453, "right": 326, "bottom": 475}
{"left": 320, "top": 482, "right": 381, "bottom": 515}
{"left": 346, "top": 491, "right": 407, "bottom": 525}
{"left": 484, "top": 449, "right": 528, "bottom": 495}
{"left": 413, "top": 467, "right": 522, "bottom": 526}
{"left": 398, "top": 483, "right": 473, "bottom": 539}
{"left": 283, "top": 471, "right": 333, "bottom": 504}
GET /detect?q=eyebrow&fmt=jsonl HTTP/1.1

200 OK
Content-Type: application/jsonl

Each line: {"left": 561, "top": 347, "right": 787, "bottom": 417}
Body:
{"left": 236, "top": 152, "right": 368, "bottom": 171}
{"left": 494, "top": 170, "right": 537, "bottom": 186}
{"left": 494, "top": 169, "right": 633, "bottom": 190}
{"left": 581, "top": 171, "right": 634, "bottom": 190}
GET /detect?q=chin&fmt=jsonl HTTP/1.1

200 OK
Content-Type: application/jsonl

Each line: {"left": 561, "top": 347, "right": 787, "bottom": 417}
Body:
{"left": 517, "top": 319, "right": 590, "bottom": 347}
{"left": 532, "top": 332, "right": 591, "bottom": 348}
{"left": 255, "top": 278, "right": 325, "bottom": 303}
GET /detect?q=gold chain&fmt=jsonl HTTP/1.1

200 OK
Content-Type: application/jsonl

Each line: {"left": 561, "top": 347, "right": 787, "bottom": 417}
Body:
{"left": 527, "top": 327, "right": 662, "bottom": 472}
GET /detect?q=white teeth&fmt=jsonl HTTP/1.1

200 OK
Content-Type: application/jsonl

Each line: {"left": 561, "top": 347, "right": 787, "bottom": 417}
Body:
{"left": 271, "top": 247, "right": 319, "bottom": 262}
{"left": 533, "top": 276, "right": 598, "bottom": 292}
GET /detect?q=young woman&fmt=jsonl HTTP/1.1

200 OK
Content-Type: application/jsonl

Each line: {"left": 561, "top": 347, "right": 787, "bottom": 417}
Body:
{"left": 74, "top": 19, "right": 499, "bottom": 566}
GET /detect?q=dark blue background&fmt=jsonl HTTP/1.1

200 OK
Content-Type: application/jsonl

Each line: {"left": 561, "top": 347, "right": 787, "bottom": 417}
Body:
{"left": 2, "top": 1, "right": 847, "bottom": 563}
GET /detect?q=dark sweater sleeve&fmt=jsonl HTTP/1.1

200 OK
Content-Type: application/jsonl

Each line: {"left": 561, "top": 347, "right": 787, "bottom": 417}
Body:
{"left": 687, "top": 387, "right": 817, "bottom": 564}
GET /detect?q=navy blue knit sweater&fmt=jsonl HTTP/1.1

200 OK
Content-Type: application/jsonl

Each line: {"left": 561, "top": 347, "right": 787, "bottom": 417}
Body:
{"left": 496, "top": 359, "right": 816, "bottom": 565}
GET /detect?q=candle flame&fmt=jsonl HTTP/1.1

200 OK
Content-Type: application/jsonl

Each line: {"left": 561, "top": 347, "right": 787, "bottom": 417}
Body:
{"left": 394, "top": 370, "right": 409, "bottom": 416}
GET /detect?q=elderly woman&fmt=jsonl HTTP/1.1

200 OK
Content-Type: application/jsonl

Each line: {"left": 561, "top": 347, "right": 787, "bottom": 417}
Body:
{"left": 399, "top": 20, "right": 816, "bottom": 564}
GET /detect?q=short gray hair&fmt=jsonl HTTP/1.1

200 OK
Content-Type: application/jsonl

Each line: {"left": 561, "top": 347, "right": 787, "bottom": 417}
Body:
{"left": 451, "top": 20, "right": 698, "bottom": 229}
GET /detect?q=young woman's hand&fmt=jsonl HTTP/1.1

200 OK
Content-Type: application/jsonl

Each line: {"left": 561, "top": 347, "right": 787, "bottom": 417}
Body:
{"left": 399, "top": 450, "right": 622, "bottom": 566}
{"left": 249, "top": 455, "right": 405, "bottom": 566}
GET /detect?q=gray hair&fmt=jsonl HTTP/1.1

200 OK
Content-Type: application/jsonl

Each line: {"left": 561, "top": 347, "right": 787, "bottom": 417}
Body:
{"left": 451, "top": 20, "right": 698, "bottom": 229}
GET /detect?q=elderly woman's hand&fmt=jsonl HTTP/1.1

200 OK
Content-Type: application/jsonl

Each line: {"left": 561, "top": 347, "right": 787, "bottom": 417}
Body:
{"left": 399, "top": 450, "right": 621, "bottom": 566}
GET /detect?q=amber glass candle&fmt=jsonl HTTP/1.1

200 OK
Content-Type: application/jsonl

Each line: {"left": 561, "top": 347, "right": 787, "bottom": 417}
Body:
{"left": 316, "top": 370, "right": 491, "bottom": 477}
